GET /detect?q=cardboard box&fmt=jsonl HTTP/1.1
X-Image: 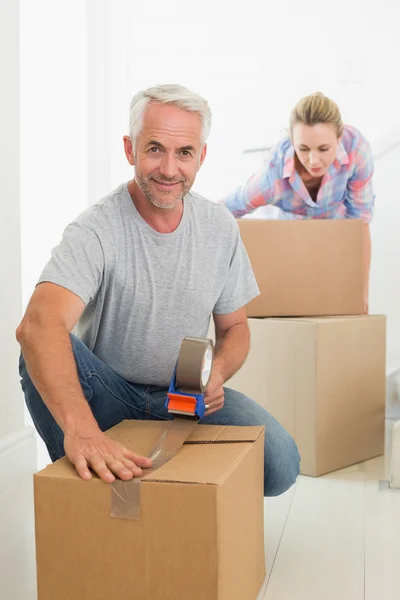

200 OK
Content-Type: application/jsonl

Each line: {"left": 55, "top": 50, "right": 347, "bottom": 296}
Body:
{"left": 238, "top": 219, "right": 365, "bottom": 317}
{"left": 220, "top": 316, "right": 386, "bottom": 476}
{"left": 34, "top": 421, "right": 266, "bottom": 600}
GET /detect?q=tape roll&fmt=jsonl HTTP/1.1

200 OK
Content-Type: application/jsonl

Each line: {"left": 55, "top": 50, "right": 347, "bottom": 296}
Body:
{"left": 111, "top": 338, "right": 214, "bottom": 521}
{"left": 176, "top": 337, "right": 214, "bottom": 393}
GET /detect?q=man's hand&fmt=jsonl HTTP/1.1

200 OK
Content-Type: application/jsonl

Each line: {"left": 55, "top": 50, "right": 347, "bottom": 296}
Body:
{"left": 64, "top": 427, "right": 152, "bottom": 484}
{"left": 204, "top": 367, "right": 225, "bottom": 417}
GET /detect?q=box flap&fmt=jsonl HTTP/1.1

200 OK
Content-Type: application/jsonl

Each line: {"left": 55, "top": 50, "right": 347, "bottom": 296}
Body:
{"left": 34, "top": 458, "right": 80, "bottom": 480}
{"left": 35, "top": 421, "right": 264, "bottom": 485}
{"left": 186, "top": 424, "right": 263, "bottom": 443}
{"left": 142, "top": 424, "right": 264, "bottom": 485}
{"left": 109, "top": 420, "right": 263, "bottom": 444}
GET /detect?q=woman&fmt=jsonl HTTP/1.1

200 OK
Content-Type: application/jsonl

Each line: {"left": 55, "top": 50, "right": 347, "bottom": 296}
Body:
{"left": 222, "top": 92, "right": 374, "bottom": 311}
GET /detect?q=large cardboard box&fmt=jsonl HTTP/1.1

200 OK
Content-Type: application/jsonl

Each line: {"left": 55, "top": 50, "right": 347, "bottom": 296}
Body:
{"left": 34, "top": 421, "right": 266, "bottom": 600}
{"left": 238, "top": 219, "right": 365, "bottom": 317}
{"left": 223, "top": 315, "right": 386, "bottom": 476}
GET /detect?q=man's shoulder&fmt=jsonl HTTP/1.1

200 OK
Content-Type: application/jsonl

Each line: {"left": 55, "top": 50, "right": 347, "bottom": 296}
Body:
{"left": 186, "top": 190, "right": 239, "bottom": 233}
{"left": 74, "top": 183, "right": 128, "bottom": 231}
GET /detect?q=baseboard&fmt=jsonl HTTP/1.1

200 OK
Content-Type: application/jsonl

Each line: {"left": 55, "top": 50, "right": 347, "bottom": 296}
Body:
{"left": 0, "top": 426, "right": 37, "bottom": 564}
{"left": 0, "top": 425, "right": 37, "bottom": 496}
{"left": 386, "top": 369, "right": 400, "bottom": 420}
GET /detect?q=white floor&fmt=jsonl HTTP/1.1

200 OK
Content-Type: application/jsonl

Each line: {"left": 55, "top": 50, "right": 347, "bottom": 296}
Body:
{"left": 258, "top": 418, "right": 400, "bottom": 600}
{"left": 2, "top": 421, "right": 399, "bottom": 600}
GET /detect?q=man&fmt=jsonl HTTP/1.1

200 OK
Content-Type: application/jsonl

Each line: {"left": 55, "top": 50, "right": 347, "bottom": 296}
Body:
{"left": 17, "top": 84, "right": 300, "bottom": 496}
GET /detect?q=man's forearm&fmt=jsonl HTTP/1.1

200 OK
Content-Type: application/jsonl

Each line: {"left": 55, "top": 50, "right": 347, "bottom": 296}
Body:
{"left": 212, "top": 322, "right": 250, "bottom": 382}
{"left": 17, "top": 321, "right": 98, "bottom": 435}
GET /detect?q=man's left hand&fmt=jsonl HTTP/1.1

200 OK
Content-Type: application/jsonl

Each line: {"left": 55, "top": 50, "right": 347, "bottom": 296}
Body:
{"left": 203, "top": 367, "right": 225, "bottom": 417}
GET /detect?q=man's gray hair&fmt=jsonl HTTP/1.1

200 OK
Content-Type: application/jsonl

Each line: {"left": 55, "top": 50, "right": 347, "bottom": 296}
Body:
{"left": 129, "top": 84, "right": 212, "bottom": 148}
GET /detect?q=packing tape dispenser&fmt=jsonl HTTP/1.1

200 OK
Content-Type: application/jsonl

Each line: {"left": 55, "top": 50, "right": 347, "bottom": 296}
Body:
{"left": 166, "top": 336, "right": 214, "bottom": 420}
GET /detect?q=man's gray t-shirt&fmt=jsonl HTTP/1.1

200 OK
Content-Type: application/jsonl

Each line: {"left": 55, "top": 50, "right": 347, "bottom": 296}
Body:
{"left": 38, "top": 183, "right": 259, "bottom": 386}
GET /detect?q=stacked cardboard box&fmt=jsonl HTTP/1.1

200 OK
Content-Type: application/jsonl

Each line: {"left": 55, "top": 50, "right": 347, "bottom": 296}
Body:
{"left": 239, "top": 219, "right": 365, "bottom": 318}
{"left": 226, "top": 219, "right": 386, "bottom": 476}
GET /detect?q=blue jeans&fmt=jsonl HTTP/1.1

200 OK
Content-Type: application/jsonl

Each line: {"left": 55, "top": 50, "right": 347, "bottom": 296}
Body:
{"left": 19, "top": 334, "right": 300, "bottom": 497}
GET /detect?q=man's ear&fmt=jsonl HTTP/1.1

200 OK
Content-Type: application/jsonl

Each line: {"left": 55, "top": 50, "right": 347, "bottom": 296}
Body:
{"left": 197, "top": 143, "right": 207, "bottom": 171}
{"left": 123, "top": 136, "right": 135, "bottom": 166}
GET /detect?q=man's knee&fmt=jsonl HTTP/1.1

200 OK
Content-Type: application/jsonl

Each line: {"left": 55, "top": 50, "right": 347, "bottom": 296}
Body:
{"left": 19, "top": 351, "right": 26, "bottom": 377}
{"left": 69, "top": 332, "right": 88, "bottom": 359}
{"left": 19, "top": 334, "right": 91, "bottom": 408}
{"left": 264, "top": 435, "right": 300, "bottom": 497}
{"left": 19, "top": 333, "right": 81, "bottom": 370}
{"left": 19, "top": 351, "right": 34, "bottom": 392}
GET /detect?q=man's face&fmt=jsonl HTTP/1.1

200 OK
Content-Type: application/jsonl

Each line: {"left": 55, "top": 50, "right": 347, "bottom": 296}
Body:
{"left": 124, "top": 103, "right": 207, "bottom": 209}
{"left": 292, "top": 122, "right": 339, "bottom": 178}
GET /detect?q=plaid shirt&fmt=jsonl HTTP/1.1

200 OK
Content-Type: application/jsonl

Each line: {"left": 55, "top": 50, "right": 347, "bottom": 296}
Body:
{"left": 222, "top": 125, "right": 375, "bottom": 223}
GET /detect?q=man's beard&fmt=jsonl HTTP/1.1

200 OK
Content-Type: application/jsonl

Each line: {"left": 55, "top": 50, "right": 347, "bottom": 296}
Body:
{"left": 135, "top": 172, "right": 191, "bottom": 209}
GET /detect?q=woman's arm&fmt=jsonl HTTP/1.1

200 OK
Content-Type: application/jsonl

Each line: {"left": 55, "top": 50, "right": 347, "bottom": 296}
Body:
{"left": 221, "top": 156, "right": 275, "bottom": 217}
{"left": 343, "top": 133, "right": 375, "bottom": 222}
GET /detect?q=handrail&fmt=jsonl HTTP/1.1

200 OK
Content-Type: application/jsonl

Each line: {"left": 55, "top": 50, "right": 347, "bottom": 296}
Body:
{"left": 373, "top": 129, "right": 400, "bottom": 161}
{"left": 243, "top": 145, "right": 272, "bottom": 154}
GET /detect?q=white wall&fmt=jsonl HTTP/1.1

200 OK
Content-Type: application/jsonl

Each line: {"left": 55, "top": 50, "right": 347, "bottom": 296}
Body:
{"left": 87, "top": 0, "right": 400, "bottom": 203}
{"left": 369, "top": 144, "right": 400, "bottom": 372}
{"left": 19, "top": 0, "right": 89, "bottom": 468}
{"left": 255, "top": 0, "right": 400, "bottom": 143}
{"left": 20, "top": 0, "right": 89, "bottom": 311}
{"left": 0, "top": 3, "right": 37, "bottom": 595}
{"left": 0, "top": 0, "right": 24, "bottom": 440}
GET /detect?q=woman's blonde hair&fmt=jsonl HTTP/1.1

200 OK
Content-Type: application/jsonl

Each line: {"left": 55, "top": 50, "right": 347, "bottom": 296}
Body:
{"left": 290, "top": 92, "right": 344, "bottom": 138}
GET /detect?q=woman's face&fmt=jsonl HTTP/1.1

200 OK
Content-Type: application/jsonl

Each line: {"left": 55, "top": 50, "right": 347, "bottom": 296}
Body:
{"left": 292, "top": 122, "right": 339, "bottom": 178}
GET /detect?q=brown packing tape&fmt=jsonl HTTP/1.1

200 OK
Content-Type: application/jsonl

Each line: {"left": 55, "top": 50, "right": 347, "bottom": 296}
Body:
{"left": 111, "top": 336, "right": 214, "bottom": 519}
{"left": 176, "top": 337, "right": 214, "bottom": 393}
{"left": 111, "top": 418, "right": 197, "bottom": 520}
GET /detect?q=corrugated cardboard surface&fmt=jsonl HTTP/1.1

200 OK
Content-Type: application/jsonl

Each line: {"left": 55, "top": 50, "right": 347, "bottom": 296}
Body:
{"left": 224, "top": 316, "right": 386, "bottom": 476}
{"left": 34, "top": 421, "right": 266, "bottom": 600}
{"left": 313, "top": 316, "right": 386, "bottom": 475}
{"left": 238, "top": 219, "right": 365, "bottom": 317}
